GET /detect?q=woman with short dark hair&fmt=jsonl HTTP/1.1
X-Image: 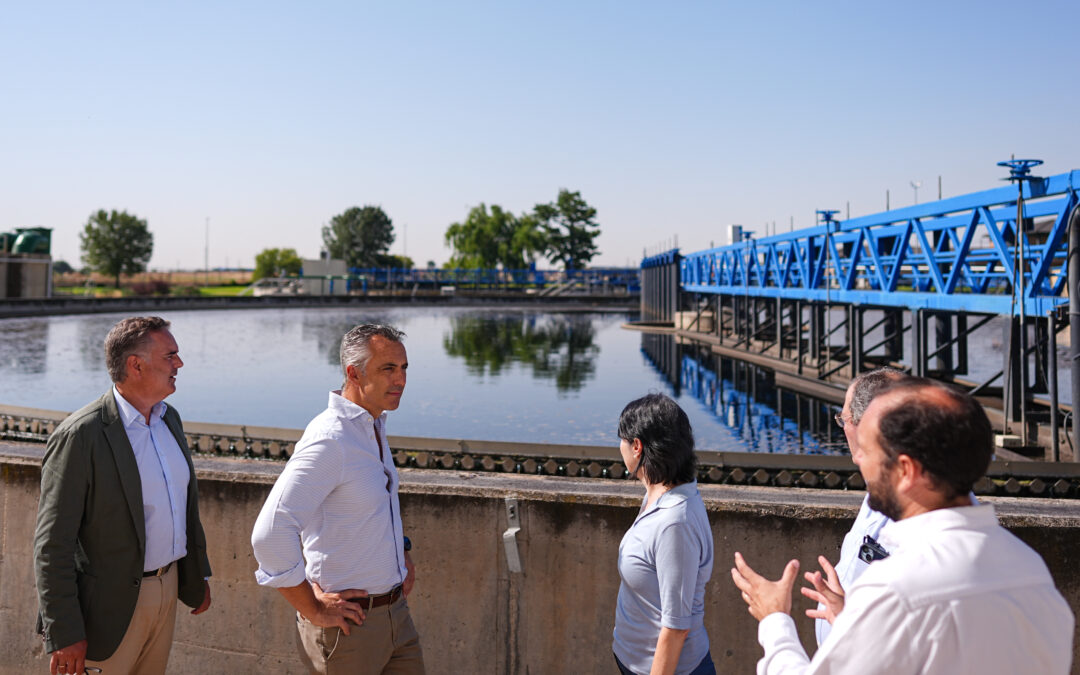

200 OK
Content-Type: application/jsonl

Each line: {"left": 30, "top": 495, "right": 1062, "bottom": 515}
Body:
{"left": 612, "top": 394, "right": 715, "bottom": 675}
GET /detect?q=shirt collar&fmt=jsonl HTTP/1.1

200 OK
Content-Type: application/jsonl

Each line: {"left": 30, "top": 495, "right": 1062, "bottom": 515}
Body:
{"left": 655, "top": 480, "right": 698, "bottom": 509}
{"left": 112, "top": 386, "right": 167, "bottom": 427}
{"left": 328, "top": 390, "right": 387, "bottom": 425}
{"left": 638, "top": 480, "right": 699, "bottom": 520}
{"left": 878, "top": 503, "right": 997, "bottom": 552}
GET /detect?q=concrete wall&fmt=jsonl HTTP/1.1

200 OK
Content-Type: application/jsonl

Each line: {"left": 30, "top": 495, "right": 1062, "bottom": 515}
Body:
{"left": 4, "top": 446, "right": 1080, "bottom": 674}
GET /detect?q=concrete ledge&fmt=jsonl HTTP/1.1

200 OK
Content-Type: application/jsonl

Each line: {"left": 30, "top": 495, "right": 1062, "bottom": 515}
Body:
{"left": 0, "top": 294, "right": 637, "bottom": 319}
{"left": 4, "top": 444, "right": 1080, "bottom": 674}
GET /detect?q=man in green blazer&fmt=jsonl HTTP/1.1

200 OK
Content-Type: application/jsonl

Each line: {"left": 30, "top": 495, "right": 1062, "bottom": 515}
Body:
{"left": 34, "top": 316, "right": 212, "bottom": 675}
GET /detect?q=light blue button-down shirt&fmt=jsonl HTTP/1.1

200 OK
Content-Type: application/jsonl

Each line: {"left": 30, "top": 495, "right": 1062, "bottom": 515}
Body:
{"left": 613, "top": 480, "right": 713, "bottom": 675}
{"left": 113, "top": 387, "right": 190, "bottom": 572}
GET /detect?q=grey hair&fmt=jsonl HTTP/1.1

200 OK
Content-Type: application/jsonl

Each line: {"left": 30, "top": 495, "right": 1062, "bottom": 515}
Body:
{"left": 104, "top": 316, "right": 171, "bottom": 383}
{"left": 850, "top": 366, "right": 907, "bottom": 424}
{"left": 339, "top": 324, "right": 406, "bottom": 381}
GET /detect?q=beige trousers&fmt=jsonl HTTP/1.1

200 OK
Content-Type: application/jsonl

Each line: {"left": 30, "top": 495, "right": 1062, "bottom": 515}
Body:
{"left": 85, "top": 564, "right": 178, "bottom": 675}
{"left": 296, "top": 594, "right": 425, "bottom": 675}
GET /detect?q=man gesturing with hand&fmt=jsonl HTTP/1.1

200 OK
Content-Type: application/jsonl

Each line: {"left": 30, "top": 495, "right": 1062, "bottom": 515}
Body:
{"left": 252, "top": 325, "right": 423, "bottom": 674}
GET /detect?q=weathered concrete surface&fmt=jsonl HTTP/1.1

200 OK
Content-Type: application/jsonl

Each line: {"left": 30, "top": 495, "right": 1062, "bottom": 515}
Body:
{"left": 3, "top": 443, "right": 1080, "bottom": 674}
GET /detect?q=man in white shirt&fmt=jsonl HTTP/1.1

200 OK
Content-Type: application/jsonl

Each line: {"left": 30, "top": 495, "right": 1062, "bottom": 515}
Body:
{"left": 35, "top": 316, "right": 212, "bottom": 675}
{"left": 252, "top": 324, "right": 423, "bottom": 674}
{"left": 809, "top": 367, "right": 903, "bottom": 645}
{"left": 731, "top": 378, "right": 1074, "bottom": 674}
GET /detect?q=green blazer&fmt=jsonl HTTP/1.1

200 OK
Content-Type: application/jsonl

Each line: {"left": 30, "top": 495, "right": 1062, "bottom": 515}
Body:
{"left": 33, "top": 391, "right": 212, "bottom": 661}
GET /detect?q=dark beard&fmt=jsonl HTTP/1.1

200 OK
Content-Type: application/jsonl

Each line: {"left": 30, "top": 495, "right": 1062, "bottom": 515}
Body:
{"left": 867, "top": 480, "right": 903, "bottom": 521}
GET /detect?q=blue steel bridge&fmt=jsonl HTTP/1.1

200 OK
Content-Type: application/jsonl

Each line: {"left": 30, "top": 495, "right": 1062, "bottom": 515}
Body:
{"left": 639, "top": 162, "right": 1080, "bottom": 461}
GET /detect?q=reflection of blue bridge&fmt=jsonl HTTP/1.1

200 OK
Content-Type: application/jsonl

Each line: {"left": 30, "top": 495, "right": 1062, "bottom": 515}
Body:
{"left": 640, "top": 333, "right": 843, "bottom": 454}
{"left": 680, "top": 351, "right": 841, "bottom": 455}
{"left": 638, "top": 164, "right": 1080, "bottom": 461}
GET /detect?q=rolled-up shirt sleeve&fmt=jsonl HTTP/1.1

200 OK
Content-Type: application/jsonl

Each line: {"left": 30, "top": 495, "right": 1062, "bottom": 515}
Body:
{"left": 251, "top": 437, "right": 342, "bottom": 588}
{"left": 654, "top": 522, "right": 698, "bottom": 630}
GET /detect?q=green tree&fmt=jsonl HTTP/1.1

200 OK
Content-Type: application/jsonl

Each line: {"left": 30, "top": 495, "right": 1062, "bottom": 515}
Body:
{"left": 79, "top": 209, "right": 153, "bottom": 288}
{"left": 442, "top": 314, "right": 599, "bottom": 392}
{"left": 322, "top": 206, "right": 395, "bottom": 268}
{"left": 52, "top": 260, "right": 74, "bottom": 274}
{"left": 533, "top": 189, "right": 601, "bottom": 270}
{"left": 444, "top": 203, "right": 546, "bottom": 269}
{"left": 376, "top": 253, "right": 414, "bottom": 269}
{"left": 253, "top": 247, "right": 303, "bottom": 279}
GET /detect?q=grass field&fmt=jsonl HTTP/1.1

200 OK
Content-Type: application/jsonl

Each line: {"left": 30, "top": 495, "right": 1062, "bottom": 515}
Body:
{"left": 54, "top": 284, "right": 249, "bottom": 298}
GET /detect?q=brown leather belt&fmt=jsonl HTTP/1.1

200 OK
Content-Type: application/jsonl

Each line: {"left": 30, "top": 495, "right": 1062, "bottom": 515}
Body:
{"left": 364, "top": 584, "right": 403, "bottom": 610}
{"left": 143, "top": 561, "right": 173, "bottom": 578}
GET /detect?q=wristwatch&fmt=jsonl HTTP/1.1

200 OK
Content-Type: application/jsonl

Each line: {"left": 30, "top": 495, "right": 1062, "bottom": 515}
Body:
{"left": 403, "top": 536, "right": 412, "bottom": 552}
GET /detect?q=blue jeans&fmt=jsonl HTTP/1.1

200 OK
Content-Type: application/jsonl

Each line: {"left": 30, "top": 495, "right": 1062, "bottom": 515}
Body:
{"left": 615, "top": 650, "right": 716, "bottom": 675}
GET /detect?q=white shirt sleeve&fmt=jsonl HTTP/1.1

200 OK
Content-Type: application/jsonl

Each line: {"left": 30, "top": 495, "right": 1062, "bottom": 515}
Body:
{"left": 251, "top": 437, "right": 343, "bottom": 588}
{"left": 759, "top": 582, "right": 915, "bottom": 675}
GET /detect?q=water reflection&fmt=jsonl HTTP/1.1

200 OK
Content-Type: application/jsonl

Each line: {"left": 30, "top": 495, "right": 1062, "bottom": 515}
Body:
{"left": 641, "top": 334, "right": 846, "bottom": 454}
{"left": 0, "top": 319, "right": 51, "bottom": 375}
{"left": 76, "top": 316, "right": 120, "bottom": 373}
{"left": 443, "top": 314, "right": 599, "bottom": 392}
{"left": 297, "top": 312, "right": 400, "bottom": 367}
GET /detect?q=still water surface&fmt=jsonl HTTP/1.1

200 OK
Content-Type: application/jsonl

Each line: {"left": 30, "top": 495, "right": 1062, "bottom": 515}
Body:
{"left": 1, "top": 307, "right": 851, "bottom": 453}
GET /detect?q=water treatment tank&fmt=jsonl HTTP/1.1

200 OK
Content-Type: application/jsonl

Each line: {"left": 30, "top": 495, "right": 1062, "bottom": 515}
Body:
{"left": 12, "top": 227, "right": 52, "bottom": 254}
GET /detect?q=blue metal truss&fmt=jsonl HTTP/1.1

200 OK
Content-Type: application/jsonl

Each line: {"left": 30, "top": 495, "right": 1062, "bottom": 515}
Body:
{"left": 678, "top": 170, "right": 1080, "bottom": 315}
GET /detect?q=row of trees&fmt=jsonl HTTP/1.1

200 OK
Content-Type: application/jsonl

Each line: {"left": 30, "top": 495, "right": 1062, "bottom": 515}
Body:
{"left": 75, "top": 205, "right": 411, "bottom": 285}
{"left": 444, "top": 189, "right": 601, "bottom": 270}
{"left": 75, "top": 190, "right": 601, "bottom": 288}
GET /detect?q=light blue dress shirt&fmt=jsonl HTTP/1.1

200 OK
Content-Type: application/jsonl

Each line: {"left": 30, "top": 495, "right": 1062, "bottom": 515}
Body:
{"left": 113, "top": 387, "right": 190, "bottom": 572}
{"left": 613, "top": 481, "right": 713, "bottom": 675}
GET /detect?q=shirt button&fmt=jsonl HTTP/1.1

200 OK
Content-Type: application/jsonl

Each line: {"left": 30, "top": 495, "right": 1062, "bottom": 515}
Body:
{"left": 132, "top": 578, "right": 141, "bottom": 587}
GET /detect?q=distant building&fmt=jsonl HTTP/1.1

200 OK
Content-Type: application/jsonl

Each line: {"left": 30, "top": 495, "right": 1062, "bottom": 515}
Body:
{"left": 300, "top": 257, "right": 349, "bottom": 296}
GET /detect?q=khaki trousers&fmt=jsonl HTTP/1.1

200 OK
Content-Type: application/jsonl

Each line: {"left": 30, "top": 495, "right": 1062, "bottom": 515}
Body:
{"left": 296, "top": 595, "right": 425, "bottom": 675}
{"left": 85, "top": 564, "right": 178, "bottom": 675}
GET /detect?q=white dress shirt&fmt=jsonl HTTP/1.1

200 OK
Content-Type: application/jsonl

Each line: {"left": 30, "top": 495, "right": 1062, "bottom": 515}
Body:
{"left": 113, "top": 387, "right": 190, "bottom": 572}
{"left": 760, "top": 504, "right": 1074, "bottom": 675}
{"left": 815, "top": 492, "right": 978, "bottom": 645}
{"left": 251, "top": 391, "right": 407, "bottom": 594}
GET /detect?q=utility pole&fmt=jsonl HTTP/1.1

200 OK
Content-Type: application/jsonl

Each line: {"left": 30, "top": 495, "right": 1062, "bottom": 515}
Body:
{"left": 204, "top": 217, "right": 209, "bottom": 287}
{"left": 910, "top": 181, "right": 922, "bottom": 205}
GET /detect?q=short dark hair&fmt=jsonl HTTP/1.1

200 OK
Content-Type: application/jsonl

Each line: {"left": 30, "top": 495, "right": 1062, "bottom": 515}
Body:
{"left": 104, "top": 316, "right": 170, "bottom": 383}
{"left": 872, "top": 378, "right": 992, "bottom": 499}
{"left": 850, "top": 367, "right": 907, "bottom": 424}
{"left": 617, "top": 394, "right": 697, "bottom": 487}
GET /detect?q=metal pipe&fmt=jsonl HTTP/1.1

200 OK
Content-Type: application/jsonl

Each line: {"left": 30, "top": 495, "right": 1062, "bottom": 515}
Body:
{"left": 1048, "top": 314, "right": 1059, "bottom": 461}
{"left": 1017, "top": 189, "right": 1028, "bottom": 446}
{"left": 1068, "top": 202, "right": 1080, "bottom": 459}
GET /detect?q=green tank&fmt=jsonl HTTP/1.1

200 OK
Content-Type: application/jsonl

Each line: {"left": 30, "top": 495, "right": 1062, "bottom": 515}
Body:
{"left": 0, "top": 232, "right": 14, "bottom": 254}
{"left": 12, "top": 227, "right": 52, "bottom": 254}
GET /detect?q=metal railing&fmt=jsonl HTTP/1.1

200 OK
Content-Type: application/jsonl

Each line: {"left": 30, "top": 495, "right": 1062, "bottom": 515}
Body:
{"left": 679, "top": 169, "right": 1080, "bottom": 315}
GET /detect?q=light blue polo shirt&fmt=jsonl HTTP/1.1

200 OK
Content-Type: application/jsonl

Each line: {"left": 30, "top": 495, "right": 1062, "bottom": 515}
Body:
{"left": 613, "top": 481, "right": 713, "bottom": 674}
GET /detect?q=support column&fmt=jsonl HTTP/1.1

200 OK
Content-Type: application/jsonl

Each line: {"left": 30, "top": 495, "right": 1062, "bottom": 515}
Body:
{"left": 850, "top": 305, "right": 863, "bottom": 378}
{"left": 932, "top": 312, "right": 953, "bottom": 374}
{"left": 1003, "top": 316, "right": 1023, "bottom": 425}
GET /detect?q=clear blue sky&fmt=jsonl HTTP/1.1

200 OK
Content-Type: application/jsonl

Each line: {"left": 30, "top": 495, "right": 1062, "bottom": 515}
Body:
{"left": 3, "top": 0, "right": 1077, "bottom": 270}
